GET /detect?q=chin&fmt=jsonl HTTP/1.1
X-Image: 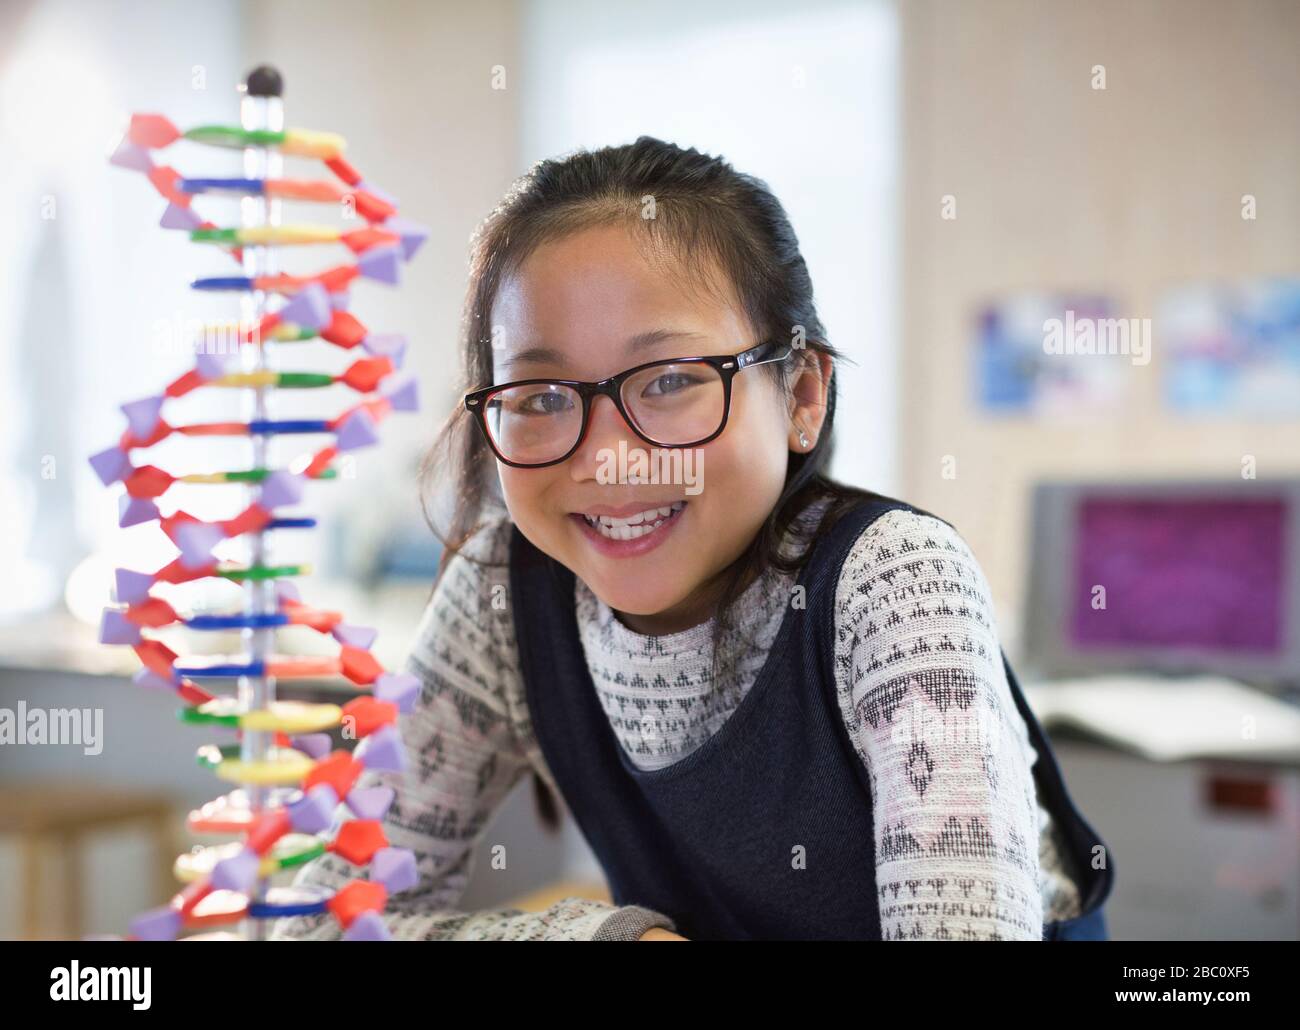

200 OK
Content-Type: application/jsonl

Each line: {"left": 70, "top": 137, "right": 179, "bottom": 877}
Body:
{"left": 588, "top": 576, "right": 673, "bottom": 614}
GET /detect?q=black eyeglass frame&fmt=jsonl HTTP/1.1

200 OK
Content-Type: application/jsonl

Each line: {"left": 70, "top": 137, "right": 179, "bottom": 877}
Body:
{"left": 463, "top": 338, "right": 794, "bottom": 469}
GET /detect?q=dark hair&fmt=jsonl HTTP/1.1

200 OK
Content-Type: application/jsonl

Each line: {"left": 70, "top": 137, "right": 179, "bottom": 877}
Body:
{"left": 418, "top": 136, "right": 881, "bottom": 831}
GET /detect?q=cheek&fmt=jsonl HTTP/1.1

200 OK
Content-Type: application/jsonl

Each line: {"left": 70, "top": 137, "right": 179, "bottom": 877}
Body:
{"left": 497, "top": 466, "right": 548, "bottom": 527}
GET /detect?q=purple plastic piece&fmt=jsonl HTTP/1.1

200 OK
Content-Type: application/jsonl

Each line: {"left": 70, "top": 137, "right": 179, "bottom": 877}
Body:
{"left": 133, "top": 667, "right": 175, "bottom": 692}
{"left": 115, "top": 567, "right": 154, "bottom": 606}
{"left": 334, "top": 410, "right": 379, "bottom": 453}
{"left": 288, "top": 783, "right": 339, "bottom": 835}
{"left": 383, "top": 217, "right": 429, "bottom": 261}
{"left": 332, "top": 623, "right": 378, "bottom": 649}
{"left": 120, "top": 395, "right": 166, "bottom": 438}
{"left": 259, "top": 470, "right": 304, "bottom": 510}
{"left": 118, "top": 494, "right": 160, "bottom": 528}
{"left": 374, "top": 672, "right": 420, "bottom": 713}
{"left": 290, "top": 732, "right": 331, "bottom": 760}
{"left": 275, "top": 580, "right": 301, "bottom": 604}
{"left": 211, "top": 847, "right": 259, "bottom": 892}
{"left": 99, "top": 608, "right": 142, "bottom": 646}
{"left": 129, "top": 906, "right": 182, "bottom": 942}
{"left": 160, "top": 202, "right": 203, "bottom": 232}
{"left": 356, "top": 245, "right": 401, "bottom": 285}
{"left": 342, "top": 910, "right": 392, "bottom": 941}
{"left": 89, "top": 445, "right": 130, "bottom": 486}
{"left": 362, "top": 333, "right": 406, "bottom": 363}
{"left": 382, "top": 378, "right": 419, "bottom": 414}
{"left": 357, "top": 724, "right": 405, "bottom": 774}
{"left": 109, "top": 139, "right": 153, "bottom": 173}
{"left": 279, "top": 282, "right": 331, "bottom": 330}
{"left": 195, "top": 351, "right": 230, "bottom": 380}
{"left": 175, "top": 521, "right": 224, "bottom": 569}
{"left": 370, "top": 846, "right": 417, "bottom": 893}
{"left": 345, "top": 785, "right": 395, "bottom": 821}
{"left": 331, "top": 290, "right": 350, "bottom": 311}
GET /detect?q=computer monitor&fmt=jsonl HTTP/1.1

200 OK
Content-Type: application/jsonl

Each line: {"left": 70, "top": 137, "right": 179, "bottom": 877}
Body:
{"left": 1022, "top": 478, "right": 1300, "bottom": 688}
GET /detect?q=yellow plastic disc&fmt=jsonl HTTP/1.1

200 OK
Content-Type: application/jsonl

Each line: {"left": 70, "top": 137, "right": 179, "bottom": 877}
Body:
{"left": 214, "top": 748, "right": 314, "bottom": 786}
{"left": 241, "top": 700, "right": 342, "bottom": 734}
{"left": 282, "top": 128, "right": 346, "bottom": 159}
{"left": 238, "top": 224, "right": 340, "bottom": 246}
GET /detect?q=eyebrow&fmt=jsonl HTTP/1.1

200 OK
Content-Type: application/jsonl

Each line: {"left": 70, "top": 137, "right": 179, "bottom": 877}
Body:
{"left": 499, "top": 329, "right": 709, "bottom": 371}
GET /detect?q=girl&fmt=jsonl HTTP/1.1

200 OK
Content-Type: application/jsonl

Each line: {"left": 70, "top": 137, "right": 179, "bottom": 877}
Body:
{"left": 272, "top": 137, "right": 1113, "bottom": 941}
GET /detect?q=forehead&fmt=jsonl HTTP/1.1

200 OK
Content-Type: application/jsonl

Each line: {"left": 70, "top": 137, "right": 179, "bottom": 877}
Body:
{"left": 490, "top": 224, "right": 747, "bottom": 374}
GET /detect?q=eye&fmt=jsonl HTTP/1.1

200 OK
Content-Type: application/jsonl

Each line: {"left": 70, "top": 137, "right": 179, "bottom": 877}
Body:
{"left": 513, "top": 388, "right": 573, "bottom": 415}
{"left": 642, "top": 370, "right": 701, "bottom": 397}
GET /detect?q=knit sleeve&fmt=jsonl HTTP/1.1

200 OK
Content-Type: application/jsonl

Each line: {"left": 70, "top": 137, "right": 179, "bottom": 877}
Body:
{"left": 831, "top": 508, "right": 1043, "bottom": 940}
{"left": 269, "top": 511, "right": 678, "bottom": 941}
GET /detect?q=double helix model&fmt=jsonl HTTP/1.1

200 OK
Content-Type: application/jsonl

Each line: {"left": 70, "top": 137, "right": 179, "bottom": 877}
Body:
{"left": 89, "top": 66, "right": 425, "bottom": 941}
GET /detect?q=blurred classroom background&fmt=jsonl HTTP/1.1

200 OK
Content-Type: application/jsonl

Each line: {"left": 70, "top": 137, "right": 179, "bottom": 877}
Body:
{"left": 1, "top": 0, "right": 1298, "bottom": 940}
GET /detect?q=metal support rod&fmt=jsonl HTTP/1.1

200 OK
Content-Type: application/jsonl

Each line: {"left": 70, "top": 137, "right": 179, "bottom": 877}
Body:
{"left": 236, "top": 65, "right": 283, "bottom": 942}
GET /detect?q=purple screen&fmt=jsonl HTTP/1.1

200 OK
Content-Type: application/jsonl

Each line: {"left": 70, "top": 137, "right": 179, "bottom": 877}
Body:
{"left": 1070, "top": 496, "right": 1288, "bottom": 653}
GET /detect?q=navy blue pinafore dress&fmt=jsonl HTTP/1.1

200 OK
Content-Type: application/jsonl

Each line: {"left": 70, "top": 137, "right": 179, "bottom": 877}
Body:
{"left": 507, "top": 493, "right": 1115, "bottom": 940}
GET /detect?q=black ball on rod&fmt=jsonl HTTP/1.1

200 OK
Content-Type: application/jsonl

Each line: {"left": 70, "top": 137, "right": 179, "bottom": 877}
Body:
{"left": 244, "top": 64, "right": 283, "bottom": 98}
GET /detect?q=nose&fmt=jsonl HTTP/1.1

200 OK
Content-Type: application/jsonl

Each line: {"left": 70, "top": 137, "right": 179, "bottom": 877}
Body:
{"left": 570, "top": 393, "right": 642, "bottom": 474}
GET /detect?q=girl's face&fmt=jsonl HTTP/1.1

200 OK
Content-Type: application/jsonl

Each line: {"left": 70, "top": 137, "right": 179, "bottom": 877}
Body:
{"left": 490, "top": 224, "right": 812, "bottom": 635}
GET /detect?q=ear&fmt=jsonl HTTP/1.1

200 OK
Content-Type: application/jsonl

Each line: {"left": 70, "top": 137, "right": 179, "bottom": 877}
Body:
{"left": 787, "top": 348, "right": 833, "bottom": 453}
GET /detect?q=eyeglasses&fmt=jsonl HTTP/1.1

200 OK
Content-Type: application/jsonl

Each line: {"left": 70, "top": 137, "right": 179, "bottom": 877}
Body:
{"left": 464, "top": 339, "right": 793, "bottom": 469}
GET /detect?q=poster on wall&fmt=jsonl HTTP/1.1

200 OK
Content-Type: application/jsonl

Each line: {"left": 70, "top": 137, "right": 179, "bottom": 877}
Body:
{"left": 1160, "top": 278, "right": 1300, "bottom": 417}
{"left": 974, "top": 293, "right": 1131, "bottom": 415}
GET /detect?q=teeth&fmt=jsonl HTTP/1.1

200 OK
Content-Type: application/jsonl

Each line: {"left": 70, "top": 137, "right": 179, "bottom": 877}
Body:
{"left": 581, "top": 501, "right": 685, "bottom": 540}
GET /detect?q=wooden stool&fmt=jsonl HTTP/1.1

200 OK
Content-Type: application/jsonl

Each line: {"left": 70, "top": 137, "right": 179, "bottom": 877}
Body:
{"left": 0, "top": 781, "right": 175, "bottom": 940}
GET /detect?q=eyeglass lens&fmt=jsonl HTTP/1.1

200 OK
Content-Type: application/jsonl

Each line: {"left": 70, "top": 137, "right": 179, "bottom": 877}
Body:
{"left": 483, "top": 360, "right": 726, "bottom": 465}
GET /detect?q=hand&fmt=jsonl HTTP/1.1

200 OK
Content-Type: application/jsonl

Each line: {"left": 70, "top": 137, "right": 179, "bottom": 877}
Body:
{"left": 639, "top": 926, "right": 688, "bottom": 940}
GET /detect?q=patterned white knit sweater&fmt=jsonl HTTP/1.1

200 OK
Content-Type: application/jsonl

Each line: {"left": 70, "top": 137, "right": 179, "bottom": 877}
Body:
{"left": 271, "top": 502, "right": 1082, "bottom": 941}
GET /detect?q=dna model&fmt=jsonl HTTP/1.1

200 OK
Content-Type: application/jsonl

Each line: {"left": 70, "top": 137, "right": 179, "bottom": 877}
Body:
{"left": 89, "top": 66, "right": 424, "bottom": 941}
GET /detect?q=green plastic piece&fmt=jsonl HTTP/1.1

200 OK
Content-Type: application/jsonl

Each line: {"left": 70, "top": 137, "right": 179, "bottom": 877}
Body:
{"left": 180, "top": 705, "right": 240, "bottom": 729}
{"left": 183, "top": 125, "right": 287, "bottom": 149}
{"left": 216, "top": 563, "right": 308, "bottom": 582}
{"left": 276, "top": 372, "right": 334, "bottom": 388}
{"left": 191, "top": 228, "right": 239, "bottom": 244}
{"left": 276, "top": 841, "right": 326, "bottom": 870}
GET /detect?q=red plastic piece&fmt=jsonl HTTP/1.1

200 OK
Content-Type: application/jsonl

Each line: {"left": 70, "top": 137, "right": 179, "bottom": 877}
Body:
{"left": 321, "top": 311, "right": 366, "bottom": 349}
{"left": 340, "top": 227, "right": 399, "bottom": 254}
{"left": 340, "top": 356, "right": 394, "bottom": 394}
{"left": 166, "top": 368, "right": 207, "bottom": 398}
{"left": 303, "top": 750, "right": 363, "bottom": 799}
{"left": 124, "top": 464, "right": 174, "bottom": 499}
{"left": 325, "top": 155, "right": 362, "bottom": 187}
{"left": 245, "top": 808, "right": 292, "bottom": 856}
{"left": 134, "top": 638, "right": 178, "bottom": 678}
{"left": 148, "top": 165, "right": 191, "bottom": 207}
{"left": 221, "top": 505, "right": 272, "bottom": 538}
{"left": 303, "top": 446, "right": 337, "bottom": 479}
{"left": 128, "top": 113, "right": 181, "bottom": 149}
{"left": 177, "top": 680, "right": 215, "bottom": 706}
{"left": 354, "top": 190, "right": 396, "bottom": 223}
{"left": 327, "top": 879, "right": 387, "bottom": 929}
{"left": 341, "top": 696, "right": 398, "bottom": 738}
{"left": 331, "top": 819, "right": 388, "bottom": 866}
{"left": 155, "top": 556, "right": 214, "bottom": 585}
{"left": 127, "top": 596, "right": 178, "bottom": 628}
{"left": 171, "top": 875, "right": 214, "bottom": 917}
{"left": 339, "top": 645, "right": 382, "bottom": 686}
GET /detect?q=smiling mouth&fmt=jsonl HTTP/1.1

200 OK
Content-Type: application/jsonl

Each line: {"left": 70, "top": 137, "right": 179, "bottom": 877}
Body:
{"left": 573, "top": 501, "right": 687, "bottom": 541}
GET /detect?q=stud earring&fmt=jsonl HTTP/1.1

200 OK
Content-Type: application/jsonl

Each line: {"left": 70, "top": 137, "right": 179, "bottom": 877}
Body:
{"left": 797, "top": 428, "right": 809, "bottom": 449}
